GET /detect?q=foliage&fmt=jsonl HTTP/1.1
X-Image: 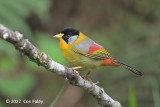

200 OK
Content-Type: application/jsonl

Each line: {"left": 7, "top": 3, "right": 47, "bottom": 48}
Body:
{"left": 0, "top": 0, "right": 50, "bottom": 36}
{"left": 49, "top": 86, "right": 65, "bottom": 107}
{"left": 152, "top": 79, "right": 160, "bottom": 107}
{"left": 0, "top": 73, "right": 35, "bottom": 98}
{"left": 129, "top": 83, "right": 138, "bottom": 107}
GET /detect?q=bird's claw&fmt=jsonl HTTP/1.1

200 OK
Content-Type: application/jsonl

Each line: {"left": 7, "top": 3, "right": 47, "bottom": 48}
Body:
{"left": 73, "top": 70, "right": 79, "bottom": 76}
{"left": 82, "top": 75, "right": 92, "bottom": 83}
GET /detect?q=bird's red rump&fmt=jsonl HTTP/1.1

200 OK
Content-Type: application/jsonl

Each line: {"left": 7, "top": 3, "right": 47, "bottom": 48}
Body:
{"left": 88, "top": 44, "right": 101, "bottom": 54}
{"left": 102, "top": 59, "right": 119, "bottom": 66}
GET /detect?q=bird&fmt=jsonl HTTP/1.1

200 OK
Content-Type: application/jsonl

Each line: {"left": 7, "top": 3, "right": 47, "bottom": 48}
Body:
{"left": 53, "top": 28, "right": 143, "bottom": 81}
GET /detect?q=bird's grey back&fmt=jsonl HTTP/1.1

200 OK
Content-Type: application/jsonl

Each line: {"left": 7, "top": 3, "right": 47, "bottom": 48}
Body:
{"left": 72, "top": 36, "right": 103, "bottom": 53}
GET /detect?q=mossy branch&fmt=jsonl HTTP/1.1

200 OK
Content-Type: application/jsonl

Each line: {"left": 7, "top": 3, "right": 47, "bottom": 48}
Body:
{"left": 0, "top": 24, "right": 121, "bottom": 107}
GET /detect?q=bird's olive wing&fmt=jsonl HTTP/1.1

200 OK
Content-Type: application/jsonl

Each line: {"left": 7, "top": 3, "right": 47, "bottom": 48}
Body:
{"left": 72, "top": 43, "right": 113, "bottom": 60}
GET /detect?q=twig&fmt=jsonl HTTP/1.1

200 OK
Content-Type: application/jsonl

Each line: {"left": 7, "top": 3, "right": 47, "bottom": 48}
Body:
{"left": 0, "top": 24, "right": 121, "bottom": 107}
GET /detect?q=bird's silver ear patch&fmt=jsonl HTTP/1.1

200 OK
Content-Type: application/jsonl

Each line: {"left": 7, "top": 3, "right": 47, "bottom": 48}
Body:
{"left": 68, "top": 35, "right": 78, "bottom": 44}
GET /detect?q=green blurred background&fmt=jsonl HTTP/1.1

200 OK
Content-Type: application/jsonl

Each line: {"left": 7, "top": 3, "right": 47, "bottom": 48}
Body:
{"left": 0, "top": 0, "right": 160, "bottom": 107}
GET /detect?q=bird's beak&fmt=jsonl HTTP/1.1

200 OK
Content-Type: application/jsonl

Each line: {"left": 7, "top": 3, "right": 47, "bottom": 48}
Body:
{"left": 53, "top": 33, "right": 64, "bottom": 38}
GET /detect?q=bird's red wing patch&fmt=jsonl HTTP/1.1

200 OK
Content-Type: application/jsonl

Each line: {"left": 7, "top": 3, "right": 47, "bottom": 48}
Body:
{"left": 88, "top": 44, "right": 101, "bottom": 54}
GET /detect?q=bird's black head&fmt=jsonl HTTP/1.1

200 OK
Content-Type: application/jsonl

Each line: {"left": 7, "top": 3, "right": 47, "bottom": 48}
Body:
{"left": 61, "top": 28, "right": 79, "bottom": 44}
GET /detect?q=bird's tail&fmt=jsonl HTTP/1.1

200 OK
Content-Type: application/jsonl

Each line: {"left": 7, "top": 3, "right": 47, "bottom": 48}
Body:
{"left": 114, "top": 60, "right": 143, "bottom": 76}
{"left": 102, "top": 58, "right": 143, "bottom": 76}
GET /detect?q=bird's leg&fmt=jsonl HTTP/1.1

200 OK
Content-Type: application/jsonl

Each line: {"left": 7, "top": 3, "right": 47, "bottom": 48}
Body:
{"left": 82, "top": 71, "right": 92, "bottom": 83}
{"left": 72, "top": 66, "right": 83, "bottom": 76}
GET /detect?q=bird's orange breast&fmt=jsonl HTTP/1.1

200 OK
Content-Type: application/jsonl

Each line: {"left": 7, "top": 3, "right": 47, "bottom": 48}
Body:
{"left": 59, "top": 32, "right": 86, "bottom": 54}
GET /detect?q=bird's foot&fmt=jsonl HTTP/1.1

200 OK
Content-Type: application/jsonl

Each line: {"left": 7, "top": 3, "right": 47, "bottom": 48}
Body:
{"left": 72, "top": 66, "right": 83, "bottom": 76}
{"left": 82, "top": 75, "right": 92, "bottom": 83}
{"left": 82, "top": 75, "right": 96, "bottom": 91}
{"left": 73, "top": 70, "right": 79, "bottom": 76}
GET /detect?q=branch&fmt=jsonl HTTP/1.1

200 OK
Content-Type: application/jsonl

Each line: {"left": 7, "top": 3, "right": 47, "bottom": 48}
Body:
{"left": 0, "top": 24, "right": 121, "bottom": 107}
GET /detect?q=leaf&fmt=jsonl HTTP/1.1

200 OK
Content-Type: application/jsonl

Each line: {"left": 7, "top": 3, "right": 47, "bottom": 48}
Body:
{"left": 49, "top": 86, "right": 65, "bottom": 107}
{"left": 0, "top": 0, "right": 51, "bottom": 36}
{"left": 0, "top": 103, "right": 5, "bottom": 107}
{"left": 0, "top": 39, "right": 18, "bottom": 72}
{"left": 0, "top": 73, "right": 36, "bottom": 98}
{"left": 129, "top": 83, "right": 138, "bottom": 107}
{"left": 25, "top": 0, "right": 51, "bottom": 23}
{"left": 152, "top": 79, "right": 160, "bottom": 107}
